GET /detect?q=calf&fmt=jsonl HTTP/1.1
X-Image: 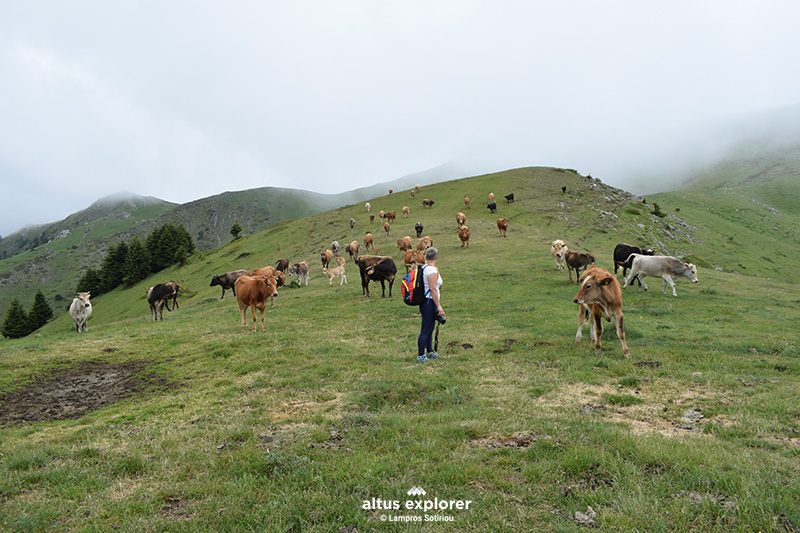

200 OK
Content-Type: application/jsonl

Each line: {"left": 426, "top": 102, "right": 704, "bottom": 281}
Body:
{"left": 323, "top": 265, "right": 347, "bottom": 286}
{"left": 565, "top": 250, "right": 596, "bottom": 283}
{"left": 497, "top": 218, "right": 509, "bottom": 237}
{"left": 573, "top": 266, "right": 631, "bottom": 358}
{"left": 210, "top": 269, "right": 247, "bottom": 299}
{"left": 623, "top": 255, "right": 698, "bottom": 296}
{"left": 147, "top": 282, "right": 176, "bottom": 322}
{"left": 235, "top": 274, "right": 279, "bottom": 332}
{"left": 551, "top": 240, "right": 568, "bottom": 272}
{"left": 613, "top": 243, "right": 654, "bottom": 280}
{"left": 288, "top": 261, "right": 310, "bottom": 286}
{"left": 355, "top": 255, "right": 397, "bottom": 298}
{"left": 69, "top": 292, "right": 92, "bottom": 332}
{"left": 458, "top": 226, "right": 470, "bottom": 248}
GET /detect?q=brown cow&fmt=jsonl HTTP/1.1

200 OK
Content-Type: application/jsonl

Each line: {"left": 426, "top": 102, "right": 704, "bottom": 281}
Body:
{"left": 458, "top": 226, "right": 470, "bottom": 247}
{"left": 573, "top": 266, "right": 631, "bottom": 358}
{"left": 274, "top": 258, "right": 289, "bottom": 272}
{"left": 456, "top": 212, "right": 466, "bottom": 227}
{"left": 403, "top": 250, "right": 425, "bottom": 273}
{"left": 422, "top": 199, "right": 435, "bottom": 208}
{"left": 346, "top": 240, "right": 360, "bottom": 260}
{"left": 320, "top": 249, "right": 333, "bottom": 269}
{"left": 410, "top": 190, "right": 416, "bottom": 198}
{"left": 417, "top": 236, "right": 433, "bottom": 251}
{"left": 397, "top": 236, "right": 413, "bottom": 253}
{"left": 235, "top": 275, "right": 279, "bottom": 332}
{"left": 247, "top": 266, "right": 277, "bottom": 278}
{"left": 384, "top": 222, "right": 391, "bottom": 236}
{"left": 369, "top": 215, "right": 375, "bottom": 223}
{"left": 402, "top": 206, "right": 410, "bottom": 218}
{"left": 386, "top": 210, "right": 396, "bottom": 223}
{"left": 364, "top": 233, "right": 374, "bottom": 251}
{"left": 565, "top": 250, "right": 596, "bottom": 283}
{"left": 497, "top": 218, "right": 509, "bottom": 237}
{"left": 464, "top": 197, "right": 470, "bottom": 209}
{"left": 164, "top": 280, "right": 180, "bottom": 311}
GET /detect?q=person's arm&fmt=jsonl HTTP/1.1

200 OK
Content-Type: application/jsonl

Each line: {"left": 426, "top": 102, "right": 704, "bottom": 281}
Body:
{"left": 427, "top": 270, "right": 444, "bottom": 317}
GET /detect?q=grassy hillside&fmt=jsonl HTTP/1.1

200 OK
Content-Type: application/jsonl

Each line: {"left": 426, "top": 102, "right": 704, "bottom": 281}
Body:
{"left": 2, "top": 167, "right": 799, "bottom": 531}
{"left": 649, "top": 142, "right": 800, "bottom": 280}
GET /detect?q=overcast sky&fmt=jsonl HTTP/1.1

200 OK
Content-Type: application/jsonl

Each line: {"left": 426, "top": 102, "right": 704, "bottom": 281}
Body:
{"left": 2, "top": 1, "right": 799, "bottom": 236}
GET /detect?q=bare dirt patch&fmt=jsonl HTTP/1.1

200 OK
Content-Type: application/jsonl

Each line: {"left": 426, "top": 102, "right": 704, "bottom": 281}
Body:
{"left": 0, "top": 360, "right": 175, "bottom": 426}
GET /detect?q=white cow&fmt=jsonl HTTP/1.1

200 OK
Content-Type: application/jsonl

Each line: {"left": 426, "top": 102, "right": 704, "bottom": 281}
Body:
{"left": 69, "top": 292, "right": 92, "bottom": 332}
{"left": 365, "top": 202, "right": 371, "bottom": 212}
{"left": 551, "top": 239, "right": 568, "bottom": 272}
{"left": 624, "top": 254, "right": 698, "bottom": 296}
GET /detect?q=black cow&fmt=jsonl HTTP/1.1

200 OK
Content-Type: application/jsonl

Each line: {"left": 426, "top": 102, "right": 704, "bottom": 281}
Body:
{"left": 355, "top": 255, "right": 397, "bottom": 298}
{"left": 209, "top": 269, "right": 247, "bottom": 299}
{"left": 147, "top": 283, "right": 177, "bottom": 321}
{"left": 565, "top": 250, "right": 596, "bottom": 283}
{"left": 505, "top": 193, "right": 514, "bottom": 203}
{"left": 415, "top": 222, "right": 424, "bottom": 238}
{"left": 613, "top": 243, "right": 654, "bottom": 284}
{"left": 487, "top": 201, "right": 497, "bottom": 213}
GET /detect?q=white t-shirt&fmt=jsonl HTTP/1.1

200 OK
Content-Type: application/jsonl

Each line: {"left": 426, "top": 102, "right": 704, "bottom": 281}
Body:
{"left": 422, "top": 264, "right": 442, "bottom": 300}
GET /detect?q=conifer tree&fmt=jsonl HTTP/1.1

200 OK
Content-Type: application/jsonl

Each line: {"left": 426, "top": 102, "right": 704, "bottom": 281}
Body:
{"left": 124, "top": 237, "right": 150, "bottom": 287}
{"left": 230, "top": 220, "right": 243, "bottom": 240}
{"left": 28, "top": 290, "right": 54, "bottom": 332}
{"left": 99, "top": 241, "right": 129, "bottom": 293}
{"left": 77, "top": 268, "right": 103, "bottom": 296}
{"left": 2, "top": 298, "right": 29, "bottom": 339}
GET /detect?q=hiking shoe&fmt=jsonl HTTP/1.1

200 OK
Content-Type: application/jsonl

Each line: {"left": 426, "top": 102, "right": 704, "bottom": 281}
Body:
{"left": 427, "top": 352, "right": 440, "bottom": 359}
{"left": 416, "top": 355, "right": 429, "bottom": 362}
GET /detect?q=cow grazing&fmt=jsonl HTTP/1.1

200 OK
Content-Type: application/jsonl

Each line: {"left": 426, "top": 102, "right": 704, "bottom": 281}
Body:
{"left": 505, "top": 193, "right": 514, "bottom": 203}
{"left": 275, "top": 258, "right": 289, "bottom": 273}
{"left": 415, "top": 222, "right": 423, "bottom": 238}
{"left": 487, "top": 201, "right": 497, "bottom": 213}
{"left": 331, "top": 241, "right": 340, "bottom": 257}
{"left": 369, "top": 215, "right": 375, "bottom": 223}
{"left": 464, "top": 197, "right": 470, "bottom": 209}
{"left": 69, "top": 292, "right": 92, "bottom": 332}
{"left": 288, "top": 261, "right": 310, "bottom": 286}
{"left": 488, "top": 192, "right": 495, "bottom": 202}
{"left": 397, "top": 236, "right": 413, "bottom": 253}
{"left": 147, "top": 283, "right": 176, "bottom": 322}
{"left": 402, "top": 206, "right": 410, "bottom": 218}
{"left": 410, "top": 190, "right": 416, "bottom": 198}
{"left": 386, "top": 210, "right": 396, "bottom": 223}
{"left": 350, "top": 218, "right": 356, "bottom": 229}
{"left": 365, "top": 202, "right": 371, "bottom": 212}
{"left": 346, "top": 240, "right": 360, "bottom": 260}
{"left": 164, "top": 280, "right": 180, "bottom": 311}
{"left": 623, "top": 255, "right": 698, "bottom": 296}
{"left": 323, "top": 265, "right": 347, "bottom": 286}
{"left": 422, "top": 199, "right": 435, "bottom": 208}
{"left": 210, "top": 269, "right": 247, "bottom": 299}
{"left": 458, "top": 226, "right": 471, "bottom": 247}
{"left": 613, "top": 243, "right": 654, "bottom": 279}
{"left": 456, "top": 212, "right": 466, "bottom": 227}
{"left": 565, "top": 250, "right": 596, "bottom": 283}
{"left": 404, "top": 249, "right": 425, "bottom": 273}
{"left": 320, "top": 249, "right": 333, "bottom": 269}
{"left": 384, "top": 222, "right": 391, "bottom": 236}
{"left": 550, "top": 240, "right": 568, "bottom": 272}
{"left": 355, "top": 255, "right": 397, "bottom": 298}
{"left": 497, "top": 218, "right": 509, "bottom": 237}
{"left": 364, "top": 233, "right": 374, "bottom": 251}
{"left": 235, "top": 275, "right": 279, "bottom": 332}
{"left": 573, "top": 266, "right": 631, "bottom": 358}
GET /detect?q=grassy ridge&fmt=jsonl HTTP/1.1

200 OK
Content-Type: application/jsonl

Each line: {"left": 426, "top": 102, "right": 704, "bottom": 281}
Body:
{"left": 1, "top": 167, "right": 799, "bottom": 531}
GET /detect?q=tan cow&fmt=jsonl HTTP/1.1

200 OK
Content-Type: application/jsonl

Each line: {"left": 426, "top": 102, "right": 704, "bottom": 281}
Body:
{"left": 488, "top": 192, "right": 495, "bottom": 202}
{"left": 397, "top": 236, "right": 413, "bottom": 253}
{"left": 247, "top": 265, "right": 277, "bottom": 278}
{"left": 69, "top": 292, "right": 92, "bottom": 332}
{"left": 403, "top": 250, "right": 425, "bottom": 273}
{"left": 573, "top": 266, "right": 631, "bottom": 358}
{"left": 384, "top": 222, "right": 391, "bottom": 236}
{"left": 410, "top": 190, "right": 416, "bottom": 198}
{"left": 464, "top": 197, "right": 470, "bottom": 209}
{"left": 235, "top": 275, "right": 279, "bottom": 332}
{"left": 364, "top": 233, "right": 374, "bottom": 251}
{"left": 497, "top": 218, "right": 509, "bottom": 237}
{"left": 458, "top": 226, "right": 471, "bottom": 247}
{"left": 456, "top": 212, "right": 466, "bottom": 227}
{"left": 319, "top": 250, "right": 333, "bottom": 269}
{"left": 346, "top": 240, "right": 360, "bottom": 260}
{"left": 386, "top": 210, "right": 397, "bottom": 223}
{"left": 402, "top": 206, "right": 410, "bottom": 218}
{"left": 551, "top": 239, "right": 568, "bottom": 272}
{"left": 323, "top": 265, "right": 347, "bottom": 286}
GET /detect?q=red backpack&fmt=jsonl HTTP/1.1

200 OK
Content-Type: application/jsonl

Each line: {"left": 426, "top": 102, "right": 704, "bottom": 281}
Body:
{"left": 401, "top": 265, "right": 426, "bottom": 306}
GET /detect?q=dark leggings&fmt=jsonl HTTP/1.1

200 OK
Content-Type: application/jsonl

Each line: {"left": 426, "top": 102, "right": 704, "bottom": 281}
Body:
{"left": 418, "top": 298, "right": 437, "bottom": 356}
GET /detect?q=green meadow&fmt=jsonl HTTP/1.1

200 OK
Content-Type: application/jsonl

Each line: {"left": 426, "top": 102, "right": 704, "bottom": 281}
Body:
{"left": 1, "top": 167, "right": 799, "bottom": 531}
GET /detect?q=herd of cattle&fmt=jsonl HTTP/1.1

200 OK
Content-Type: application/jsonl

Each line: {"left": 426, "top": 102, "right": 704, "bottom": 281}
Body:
{"left": 68, "top": 188, "right": 700, "bottom": 358}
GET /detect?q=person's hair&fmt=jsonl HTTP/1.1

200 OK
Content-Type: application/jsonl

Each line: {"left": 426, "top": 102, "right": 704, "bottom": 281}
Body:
{"left": 425, "top": 247, "right": 438, "bottom": 261}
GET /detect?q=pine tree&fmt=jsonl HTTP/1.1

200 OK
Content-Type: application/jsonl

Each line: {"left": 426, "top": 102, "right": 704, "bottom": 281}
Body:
{"left": 77, "top": 268, "right": 103, "bottom": 296}
{"left": 230, "top": 220, "right": 243, "bottom": 240}
{"left": 124, "top": 237, "right": 150, "bottom": 287}
{"left": 147, "top": 223, "right": 195, "bottom": 272}
{"left": 100, "top": 241, "right": 129, "bottom": 293}
{"left": 2, "top": 298, "right": 30, "bottom": 339}
{"left": 28, "top": 290, "right": 54, "bottom": 332}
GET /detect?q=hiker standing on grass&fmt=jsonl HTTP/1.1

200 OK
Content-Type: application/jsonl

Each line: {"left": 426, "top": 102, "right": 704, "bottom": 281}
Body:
{"left": 417, "top": 247, "right": 445, "bottom": 362}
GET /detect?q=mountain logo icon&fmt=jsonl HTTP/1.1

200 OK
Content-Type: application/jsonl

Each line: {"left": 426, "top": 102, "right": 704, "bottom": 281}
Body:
{"left": 407, "top": 486, "right": 427, "bottom": 496}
